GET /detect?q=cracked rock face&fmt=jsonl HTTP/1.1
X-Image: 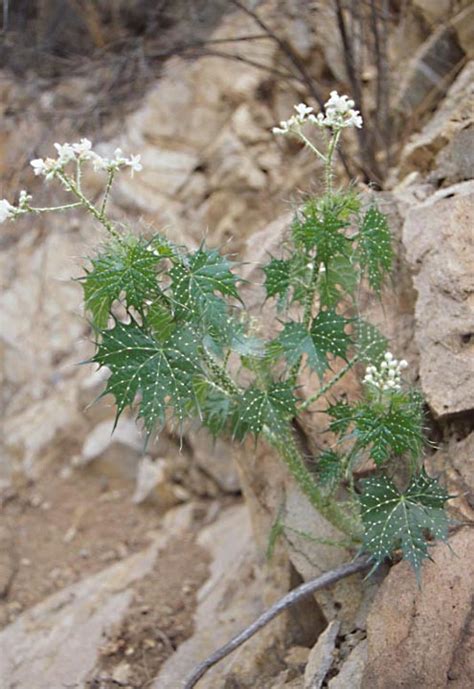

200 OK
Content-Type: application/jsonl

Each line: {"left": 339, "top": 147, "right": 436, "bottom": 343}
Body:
{"left": 402, "top": 181, "right": 474, "bottom": 419}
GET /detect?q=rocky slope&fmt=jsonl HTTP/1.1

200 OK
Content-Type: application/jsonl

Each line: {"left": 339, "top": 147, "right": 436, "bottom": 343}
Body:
{"left": 0, "top": 2, "right": 473, "bottom": 688}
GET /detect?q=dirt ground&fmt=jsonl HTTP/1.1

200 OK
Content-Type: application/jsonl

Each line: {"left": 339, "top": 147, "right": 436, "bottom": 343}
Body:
{"left": 0, "top": 461, "right": 212, "bottom": 687}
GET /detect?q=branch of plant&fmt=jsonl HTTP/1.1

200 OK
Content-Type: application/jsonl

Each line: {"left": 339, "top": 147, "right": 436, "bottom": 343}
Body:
{"left": 299, "top": 355, "right": 360, "bottom": 412}
{"left": 182, "top": 556, "right": 371, "bottom": 689}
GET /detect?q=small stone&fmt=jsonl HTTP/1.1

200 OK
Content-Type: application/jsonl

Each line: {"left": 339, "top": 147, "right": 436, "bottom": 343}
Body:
{"left": 304, "top": 620, "right": 340, "bottom": 689}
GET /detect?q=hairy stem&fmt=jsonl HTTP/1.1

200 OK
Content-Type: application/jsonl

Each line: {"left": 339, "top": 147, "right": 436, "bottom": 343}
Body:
{"left": 57, "top": 171, "right": 121, "bottom": 239}
{"left": 266, "top": 426, "right": 360, "bottom": 539}
{"left": 299, "top": 355, "right": 360, "bottom": 412}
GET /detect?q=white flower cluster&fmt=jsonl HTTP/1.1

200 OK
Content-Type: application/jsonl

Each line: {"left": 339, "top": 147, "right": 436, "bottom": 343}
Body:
{"left": 272, "top": 91, "right": 362, "bottom": 136}
{"left": 30, "top": 138, "right": 142, "bottom": 180}
{"left": 0, "top": 190, "right": 32, "bottom": 224}
{"left": 319, "top": 91, "right": 363, "bottom": 129}
{"left": 363, "top": 352, "right": 408, "bottom": 392}
{"left": 272, "top": 102, "right": 315, "bottom": 134}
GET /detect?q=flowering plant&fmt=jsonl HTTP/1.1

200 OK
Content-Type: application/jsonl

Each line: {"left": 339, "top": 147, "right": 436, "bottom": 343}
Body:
{"left": 2, "top": 92, "right": 450, "bottom": 578}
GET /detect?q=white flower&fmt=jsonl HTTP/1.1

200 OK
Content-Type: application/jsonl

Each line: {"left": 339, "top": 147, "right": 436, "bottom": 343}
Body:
{"left": 0, "top": 199, "right": 15, "bottom": 223}
{"left": 126, "top": 154, "right": 142, "bottom": 176}
{"left": 323, "top": 91, "right": 363, "bottom": 129}
{"left": 363, "top": 352, "right": 408, "bottom": 393}
{"left": 72, "top": 138, "right": 93, "bottom": 158}
{"left": 53, "top": 142, "right": 76, "bottom": 165}
{"left": 30, "top": 158, "right": 48, "bottom": 176}
{"left": 18, "top": 190, "right": 32, "bottom": 210}
{"left": 294, "top": 103, "right": 313, "bottom": 120}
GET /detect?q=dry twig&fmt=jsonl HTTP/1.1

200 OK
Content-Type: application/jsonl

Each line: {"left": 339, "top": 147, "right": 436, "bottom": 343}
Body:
{"left": 182, "top": 556, "right": 371, "bottom": 689}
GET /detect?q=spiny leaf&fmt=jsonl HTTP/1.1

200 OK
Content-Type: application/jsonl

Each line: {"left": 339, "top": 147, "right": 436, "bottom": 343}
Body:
{"left": 276, "top": 311, "right": 352, "bottom": 378}
{"left": 357, "top": 207, "right": 393, "bottom": 292}
{"left": 81, "top": 236, "right": 160, "bottom": 328}
{"left": 327, "top": 400, "right": 354, "bottom": 435}
{"left": 360, "top": 472, "right": 450, "bottom": 578}
{"left": 93, "top": 320, "right": 201, "bottom": 432}
{"left": 354, "top": 320, "right": 388, "bottom": 364}
{"left": 232, "top": 382, "right": 296, "bottom": 440}
{"left": 354, "top": 392, "right": 424, "bottom": 465}
{"left": 193, "top": 375, "right": 234, "bottom": 437}
{"left": 292, "top": 199, "right": 352, "bottom": 262}
{"left": 318, "top": 449, "right": 343, "bottom": 490}
{"left": 171, "top": 247, "right": 240, "bottom": 318}
{"left": 310, "top": 310, "right": 352, "bottom": 372}
{"left": 263, "top": 258, "right": 291, "bottom": 301}
{"left": 145, "top": 301, "right": 175, "bottom": 342}
{"left": 319, "top": 255, "right": 358, "bottom": 307}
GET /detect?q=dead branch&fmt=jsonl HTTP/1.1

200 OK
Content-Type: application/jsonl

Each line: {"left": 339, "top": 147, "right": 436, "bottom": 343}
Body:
{"left": 182, "top": 556, "right": 371, "bottom": 689}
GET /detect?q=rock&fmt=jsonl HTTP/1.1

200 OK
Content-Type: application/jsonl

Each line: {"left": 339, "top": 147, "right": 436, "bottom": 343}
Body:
{"left": 187, "top": 432, "right": 241, "bottom": 493}
{"left": 412, "top": 0, "right": 452, "bottom": 24}
{"left": 152, "top": 505, "right": 269, "bottom": 689}
{"left": 77, "top": 416, "right": 144, "bottom": 480}
{"left": 426, "top": 432, "right": 474, "bottom": 520}
{"left": 397, "top": 61, "right": 474, "bottom": 182}
{"left": 328, "top": 639, "right": 367, "bottom": 689}
{"left": 362, "top": 528, "right": 474, "bottom": 689}
{"left": 395, "top": 25, "right": 465, "bottom": 122}
{"left": 403, "top": 181, "right": 474, "bottom": 418}
{"left": 304, "top": 620, "right": 340, "bottom": 689}
{"left": 132, "top": 456, "right": 185, "bottom": 508}
{"left": 0, "top": 526, "right": 15, "bottom": 599}
{"left": 0, "top": 504, "right": 193, "bottom": 689}
{"left": 452, "top": 4, "right": 474, "bottom": 58}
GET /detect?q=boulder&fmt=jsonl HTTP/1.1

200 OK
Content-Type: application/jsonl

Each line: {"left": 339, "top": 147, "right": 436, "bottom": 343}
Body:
{"left": 397, "top": 60, "right": 474, "bottom": 182}
{"left": 403, "top": 181, "right": 474, "bottom": 418}
{"left": 362, "top": 528, "right": 474, "bottom": 689}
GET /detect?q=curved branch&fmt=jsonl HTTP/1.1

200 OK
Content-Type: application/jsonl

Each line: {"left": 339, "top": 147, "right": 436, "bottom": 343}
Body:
{"left": 183, "top": 556, "right": 370, "bottom": 689}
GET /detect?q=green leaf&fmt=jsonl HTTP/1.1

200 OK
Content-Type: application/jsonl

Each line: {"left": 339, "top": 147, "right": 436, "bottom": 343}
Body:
{"left": 232, "top": 382, "right": 296, "bottom": 440}
{"left": 354, "top": 320, "right": 388, "bottom": 364}
{"left": 292, "top": 199, "right": 352, "bottom": 262}
{"left": 276, "top": 311, "right": 352, "bottom": 378}
{"left": 319, "top": 255, "right": 358, "bottom": 307}
{"left": 355, "top": 392, "right": 424, "bottom": 465}
{"left": 145, "top": 301, "right": 175, "bottom": 342}
{"left": 318, "top": 449, "right": 343, "bottom": 490}
{"left": 327, "top": 400, "right": 354, "bottom": 435}
{"left": 82, "top": 236, "right": 160, "bottom": 328}
{"left": 263, "top": 258, "right": 291, "bottom": 301}
{"left": 193, "top": 375, "right": 234, "bottom": 437}
{"left": 171, "top": 248, "right": 239, "bottom": 317}
{"left": 93, "top": 320, "right": 201, "bottom": 432}
{"left": 360, "top": 472, "right": 450, "bottom": 577}
{"left": 310, "top": 310, "right": 352, "bottom": 370}
{"left": 357, "top": 207, "right": 393, "bottom": 292}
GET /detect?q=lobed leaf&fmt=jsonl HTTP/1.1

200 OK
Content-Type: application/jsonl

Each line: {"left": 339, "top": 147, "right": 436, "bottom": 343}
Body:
{"left": 93, "top": 319, "right": 201, "bottom": 432}
{"left": 232, "top": 382, "right": 296, "bottom": 440}
{"left": 360, "top": 472, "right": 450, "bottom": 577}
{"left": 357, "top": 206, "right": 393, "bottom": 292}
{"left": 81, "top": 236, "right": 161, "bottom": 329}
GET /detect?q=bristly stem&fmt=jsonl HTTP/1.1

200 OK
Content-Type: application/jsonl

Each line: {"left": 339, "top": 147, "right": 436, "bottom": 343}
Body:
{"left": 57, "top": 171, "right": 121, "bottom": 240}
{"left": 299, "top": 355, "right": 360, "bottom": 412}
{"left": 100, "top": 169, "right": 115, "bottom": 216}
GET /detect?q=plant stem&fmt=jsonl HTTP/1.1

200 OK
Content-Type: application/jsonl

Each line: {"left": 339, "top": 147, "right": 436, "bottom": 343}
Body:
{"left": 199, "top": 353, "right": 360, "bottom": 540}
{"left": 57, "top": 171, "right": 121, "bottom": 240}
{"left": 298, "top": 131, "right": 327, "bottom": 162}
{"left": 265, "top": 426, "right": 360, "bottom": 539}
{"left": 299, "top": 355, "right": 360, "bottom": 412}
{"left": 100, "top": 169, "right": 115, "bottom": 216}
{"left": 30, "top": 202, "right": 83, "bottom": 213}
{"left": 325, "top": 129, "right": 341, "bottom": 195}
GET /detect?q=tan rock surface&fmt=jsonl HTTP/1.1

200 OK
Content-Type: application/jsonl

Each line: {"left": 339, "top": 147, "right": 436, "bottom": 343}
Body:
{"left": 363, "top": 528, "right": 474, "bottom": 689}
{"left": 403, "top": 181, "right": 474, "bottom": 418}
